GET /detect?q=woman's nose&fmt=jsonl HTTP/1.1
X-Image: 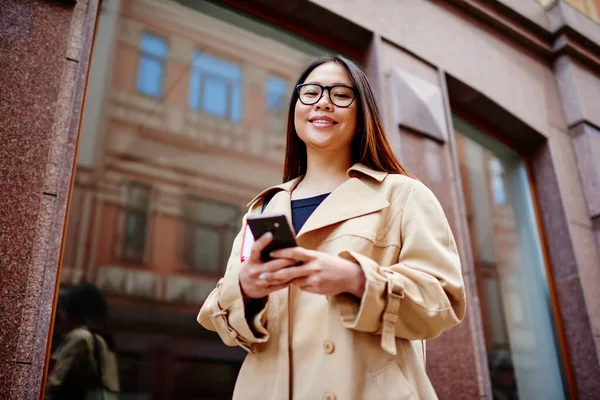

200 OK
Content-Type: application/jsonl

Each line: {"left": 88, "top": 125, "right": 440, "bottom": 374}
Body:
{"left": 314, "top": 89, "right": 333, "bottom": 110}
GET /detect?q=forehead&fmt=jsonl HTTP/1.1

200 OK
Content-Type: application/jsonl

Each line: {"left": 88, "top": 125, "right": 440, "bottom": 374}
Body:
{"left": 303, "top": 62, "right": 352, "bottom": 86}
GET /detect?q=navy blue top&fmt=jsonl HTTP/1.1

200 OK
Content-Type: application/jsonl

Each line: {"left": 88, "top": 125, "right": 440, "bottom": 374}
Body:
{"left": 291, "top": 193, "right": 330, "bottom": 234}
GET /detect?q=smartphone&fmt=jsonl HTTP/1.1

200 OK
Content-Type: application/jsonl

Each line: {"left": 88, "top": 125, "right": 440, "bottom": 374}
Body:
{"left": 246, "top": 213, "right": 297, "bottom": 262}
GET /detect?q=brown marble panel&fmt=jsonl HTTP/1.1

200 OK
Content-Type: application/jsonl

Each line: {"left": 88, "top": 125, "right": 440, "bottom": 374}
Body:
{"left": 555, "top": 276, "right": 600, "bottom": 398}
{"left": 570, "top": 220, "right": 600, "bottom": 337}
{"left": 42, "top": 59, "right": 79, "bottom": 196}
{"left": 428, "top": 303, "right": 483, "bottom": 400}
{"left": 0, "top": 0, "right": 74, "bottom": 396}
{"left": 25, "top": 1, "right": 101, "bottom": 398}
{"left": 530, "top": 144, "right": 579, "bottom": 279}
{"left": 66, "top": 0, "right": 88, "bottom": 61}
{"left": 15, "top": 196, "right": 57, "bottom": 362}
{"left": 9, "top": 362, "right": 35, "bottom": 400}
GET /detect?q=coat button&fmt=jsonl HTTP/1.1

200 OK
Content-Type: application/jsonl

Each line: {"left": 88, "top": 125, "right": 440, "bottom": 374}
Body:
{"left": 323, "top": 393, "right": 336, "bottom": 400}
{"left": 323, "top": 340, "right": 335, "bottom": 354}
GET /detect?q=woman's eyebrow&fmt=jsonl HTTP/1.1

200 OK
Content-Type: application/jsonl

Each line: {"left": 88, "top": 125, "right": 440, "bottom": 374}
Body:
{"left": 304, "top": 81, "right": 351, "bottom": 86}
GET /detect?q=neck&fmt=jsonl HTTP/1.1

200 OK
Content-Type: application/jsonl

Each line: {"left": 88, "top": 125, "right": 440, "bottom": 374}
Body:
{"left": 294, "top": 149, "right": 353, "bottom": 198}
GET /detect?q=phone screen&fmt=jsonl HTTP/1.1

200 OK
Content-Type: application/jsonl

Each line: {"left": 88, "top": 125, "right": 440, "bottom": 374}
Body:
{"left": 246, "top": 213, "right": 297, "bottom": 262}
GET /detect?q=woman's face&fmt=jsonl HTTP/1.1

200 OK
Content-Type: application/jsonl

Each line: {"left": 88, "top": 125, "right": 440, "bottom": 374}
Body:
{"left": 294, "top": 62, "right": 358, "bottom": 155}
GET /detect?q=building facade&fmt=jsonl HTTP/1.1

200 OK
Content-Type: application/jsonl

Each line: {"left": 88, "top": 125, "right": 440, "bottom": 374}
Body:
{"left": 2, "top": 0, "right": 600, "bottom": 399}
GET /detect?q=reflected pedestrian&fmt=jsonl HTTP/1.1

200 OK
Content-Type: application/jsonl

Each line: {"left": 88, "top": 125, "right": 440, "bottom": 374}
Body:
{"left": 45, "top": 282, "right": 120, "bottom": 400}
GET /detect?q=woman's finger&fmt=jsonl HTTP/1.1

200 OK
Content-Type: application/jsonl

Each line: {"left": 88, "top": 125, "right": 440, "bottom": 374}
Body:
{"left": 268, "top": 264, "right": 314, "bottom": 283}
{"left": 249, "top": 232, "right": 273, "bottom": 263}
{"left": 251, "top": 259, "right": 295, "bottom": 285}
{"left": 270, "top": 246, "right": 314, "bottom": 263}
{"left": 261, "top": 257, "right": 297, "bottom": 273}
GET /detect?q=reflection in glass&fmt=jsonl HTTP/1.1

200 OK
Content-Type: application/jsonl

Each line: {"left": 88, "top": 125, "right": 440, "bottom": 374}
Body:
{"left": 189, "top": 52, "right": 243, "bottom": 121}
{"left": 265, "top": 76, "right": 288, "bottom": 111}
{"left": 136, "top": 34, "right": 167, "bottom": 97}
{"left": 454, "top": 115, "right": 566, "bottom": 400}
{"left": 51, "top": 0, "right": 327, "bottom": 398}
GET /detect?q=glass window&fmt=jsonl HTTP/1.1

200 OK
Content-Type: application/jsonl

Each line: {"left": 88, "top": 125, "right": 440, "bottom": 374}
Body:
{"left": 52, "top": 0, "right": 331, "bottom": 397}
{"left": 136, "top": 34, "right": 167, "bottom": 97}
{"left": 454, "top": 115, "right": 566, "bottom": 400}
{"left": 121, "top": 183, "right": 151, "bottom": 263}
{"left": 189, "top": 52, "right": 242, "bottom": 121}
{"left": 265, "top": 76, "right": 288, "bottom": 111}
{"left": 182, "top": 197, "right": 240, "bottom": 274}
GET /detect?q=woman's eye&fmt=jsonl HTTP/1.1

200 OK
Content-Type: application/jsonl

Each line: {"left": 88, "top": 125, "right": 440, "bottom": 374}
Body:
{"left": 334, "top": 93, "right": 350, "bottom": 99}
{"left": 304, "top": 91, "right": 319, "bottom": 96}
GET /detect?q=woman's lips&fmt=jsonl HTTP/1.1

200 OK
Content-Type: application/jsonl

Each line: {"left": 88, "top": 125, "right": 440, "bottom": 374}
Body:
{"left": 309, "top": 118, "right": 337, "bottom": 128}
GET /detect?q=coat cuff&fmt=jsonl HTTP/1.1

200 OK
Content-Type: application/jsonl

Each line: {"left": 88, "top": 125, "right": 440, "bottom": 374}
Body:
{"left": 335, "top": 250, "right": 387, "bottom": 332}
{"left": 218, "top": 268, "right": 270, "bottom": 348}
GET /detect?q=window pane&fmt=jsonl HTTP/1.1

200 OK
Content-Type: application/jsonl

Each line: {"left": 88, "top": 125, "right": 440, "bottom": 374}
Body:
{"left": 136, "top": 58, "right": 163, "bottom": 97}
{"left": 198, "top": 201, "right": 239, "bottom": 226}
{"left": 129, "top": 185, "right": 151, "bottom": 208}
{"left": 454, "top": 115, "right": 566, "bottom": 400}
{"left": 123, "top": 213, "right": 147, "bottom": 262}
{"left": 202, "top": 76, "right": 229, "bottom": 118}
{"left": 188, "top": 68, "right": 201, "bottom": 110}
{"left": 192, "top": 226, "right": 221, "bottom": 273}
{"left": 266, "top": 76, "right": 288, "bottom": 110}
{"left": 140, "top": 34, "right": 167, "bottom": 58}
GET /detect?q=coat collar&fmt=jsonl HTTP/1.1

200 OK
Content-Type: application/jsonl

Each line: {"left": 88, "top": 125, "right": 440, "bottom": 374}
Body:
{"left": 246, "top": 163, "right": 388, "bottom": 208}
{"left": 247, "top": 163, "right": 390, "bottom": 238}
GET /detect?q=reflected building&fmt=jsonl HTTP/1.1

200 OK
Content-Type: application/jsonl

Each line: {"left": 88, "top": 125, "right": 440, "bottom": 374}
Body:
{"left": 59, "top": 0, "right": 318, "bottom": 397}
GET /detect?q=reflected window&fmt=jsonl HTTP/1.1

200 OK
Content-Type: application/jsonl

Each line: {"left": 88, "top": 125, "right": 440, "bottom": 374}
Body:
{"left": 182, "top": 197, "right": 240, "bottom": 274}
{"left": 189, "top": 52, "right": 242, "bottom": 121}
{"left": 265, "top": 75, "right": 288, "bottom": 135}
{"left": 136, "top": 34, "right": 167, "bottom": 97}
{"left": 121, "top": 183, "right": 151, "bottom": 263}
{"left": 489, "top": 158, "right": 507, "bottom": 205}
{"left": 265, "top": 76, "right": 288, "bottom": 111}
{"left": 454, "top": 115, "right": 566, "bottom": 400}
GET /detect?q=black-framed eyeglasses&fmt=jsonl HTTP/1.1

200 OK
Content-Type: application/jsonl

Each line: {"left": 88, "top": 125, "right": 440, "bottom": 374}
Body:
{"left": 296, "top": 83, "right": 357, "bottom": 108}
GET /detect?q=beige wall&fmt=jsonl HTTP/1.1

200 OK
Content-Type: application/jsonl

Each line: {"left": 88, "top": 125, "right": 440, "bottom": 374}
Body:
{"left": 539, "top": 0, "right": 600, "bottom": 21}
{"left": 311, "top": 0, "right": 567, "bottom": 136}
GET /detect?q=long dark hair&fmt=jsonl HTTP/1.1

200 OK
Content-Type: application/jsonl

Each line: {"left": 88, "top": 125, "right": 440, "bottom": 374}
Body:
{"left": 283, "top": 55, "right": 414, "bottom": 182}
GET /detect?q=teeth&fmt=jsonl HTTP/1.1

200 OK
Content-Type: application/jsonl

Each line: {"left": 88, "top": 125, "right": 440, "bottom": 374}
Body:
{"left": 312, "top": 120, "right": 334, "bottom": 124}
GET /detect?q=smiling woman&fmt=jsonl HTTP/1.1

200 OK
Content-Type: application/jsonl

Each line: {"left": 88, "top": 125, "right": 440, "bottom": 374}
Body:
{"left": 198, "top": 55, "right": 466, "bottom": 400}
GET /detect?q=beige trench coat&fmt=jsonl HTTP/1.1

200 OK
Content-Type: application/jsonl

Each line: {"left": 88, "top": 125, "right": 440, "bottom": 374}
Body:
{"left": 198, "top": 163, "right": 466, "bottom": 400}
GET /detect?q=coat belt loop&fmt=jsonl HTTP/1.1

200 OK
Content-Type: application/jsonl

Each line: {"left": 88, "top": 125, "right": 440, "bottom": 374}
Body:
{"left": 381, "top": 279, "right": 404, "bottom": 355}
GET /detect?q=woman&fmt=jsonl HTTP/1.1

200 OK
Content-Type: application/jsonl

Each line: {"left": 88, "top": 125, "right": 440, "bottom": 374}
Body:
{"left": 198, "top": 55, "right": 466, "bottom": 400}
{"left": 45, "top": 283, "right": 120, "bottom": 400}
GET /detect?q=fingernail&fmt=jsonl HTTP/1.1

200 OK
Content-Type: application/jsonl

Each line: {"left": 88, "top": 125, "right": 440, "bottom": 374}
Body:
{"left": 269, "top": 252, "right": 276, "bottom": 258}
{"left": 265, "top": 232, "right": 273, "bottom": 239}
{"left": 259, "top": 272, "right": 268, "bottom": 280}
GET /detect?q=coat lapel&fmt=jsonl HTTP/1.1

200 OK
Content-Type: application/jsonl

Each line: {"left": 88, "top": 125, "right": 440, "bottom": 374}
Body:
{"left": 245, "top": 164, "right": 390, "bottom": 238}
{"left": 297, "top": 177, "right": 390, "bottom": 238}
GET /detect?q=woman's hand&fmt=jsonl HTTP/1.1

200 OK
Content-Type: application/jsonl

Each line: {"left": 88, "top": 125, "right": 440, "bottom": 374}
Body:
{"left": 267, "top": 247, "right": 366, "bottom": 298}
{"left": 239, "top": 232, "right": 298, "bottom": 300}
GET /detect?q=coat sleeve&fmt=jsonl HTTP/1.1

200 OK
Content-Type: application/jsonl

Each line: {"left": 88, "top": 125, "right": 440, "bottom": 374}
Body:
{"left": 197, "top": 212, "right": 270, "bottom": 352}
{"left": 334, "top": 181, "right": 466, "bottom": 354}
